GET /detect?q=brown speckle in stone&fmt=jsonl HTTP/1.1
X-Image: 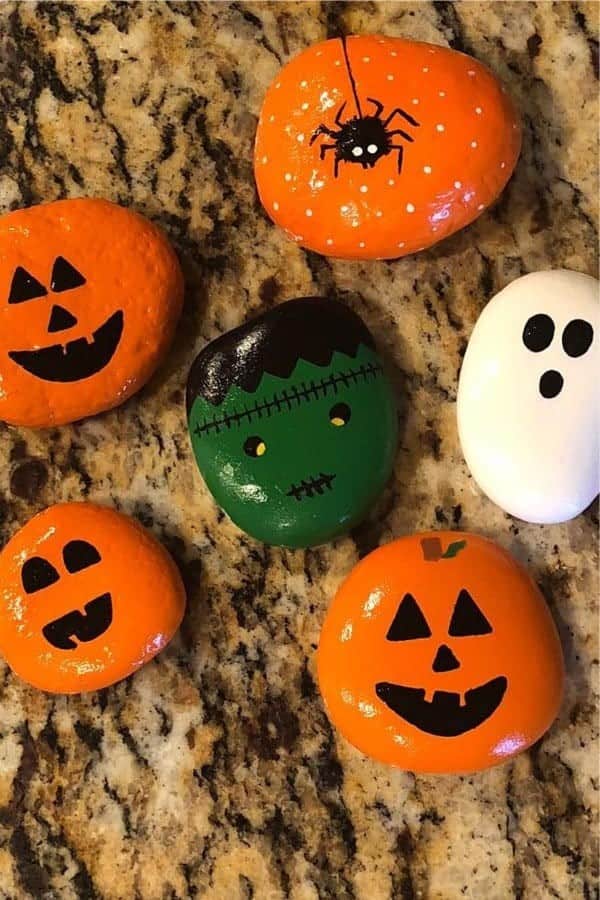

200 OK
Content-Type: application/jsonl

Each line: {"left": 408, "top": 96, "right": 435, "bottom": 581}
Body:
{"left": 258, "top": 275, "right": 281, "bottom": 304}
{"left": 527, "top": 33, "right": 543, "bottom": 58}
{"left": 10, "top": 459, "right": 48, "bottom": 501}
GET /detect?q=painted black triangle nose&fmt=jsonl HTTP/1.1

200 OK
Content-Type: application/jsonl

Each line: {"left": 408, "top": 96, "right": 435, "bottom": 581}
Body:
{"left": 48, "top": 304, "right": 77, "bottom": 333}
{"left": 432, "top": 644, "right": 460, "bottom": 672}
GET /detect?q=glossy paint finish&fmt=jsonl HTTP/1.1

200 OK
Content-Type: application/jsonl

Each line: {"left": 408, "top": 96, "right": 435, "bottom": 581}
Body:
{"left": 186, "top": 298, "right": 398, "bottom": 548}
{"left": 0, "top": 199, "right": 183, "bottom": 427}
{"left": 317, "top": 532, "right": 564, "bottom": 773}
{"left": 458, "top": 270, "right": 599, "bottom": 524}
{"left": 254, "top": 35, "right": 521, "bottom": 260}
{"left": 0, "top": 503, "right": 186, "bottom": 693}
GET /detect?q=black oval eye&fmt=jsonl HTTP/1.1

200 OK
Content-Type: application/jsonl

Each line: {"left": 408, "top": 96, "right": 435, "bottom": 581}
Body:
{"left": 50, "top": 256, "right": 86, "bottom": 293}
{"left": 22, "top": 557, "right": 60, "bottom": 594}
{"left": 562, "top": 319, "right": 593, "bottom": 358}
{"left": 244, "top": 436, "right": 266, "bottom": 458}
{"left": 386, "top": 593, "right": 432, "bottom": 641}
{"left": 329, "top": 402, "right": 351, "bottom": 427}
{"left": 63, "top": 540, "right": 101, "bottom": 573}
{"left": 522, "top": 313, "right": 555, "bottom": 352}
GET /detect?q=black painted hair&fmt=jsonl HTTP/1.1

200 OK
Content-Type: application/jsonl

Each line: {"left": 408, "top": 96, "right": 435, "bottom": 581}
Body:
{"left": 186, "top": 297, "right": 376, "bottom": 409}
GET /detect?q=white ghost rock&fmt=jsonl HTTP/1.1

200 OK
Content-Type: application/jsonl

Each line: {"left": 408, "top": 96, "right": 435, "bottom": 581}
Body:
{"left": 457, "top": 270, "right": 599, "bottom": 524}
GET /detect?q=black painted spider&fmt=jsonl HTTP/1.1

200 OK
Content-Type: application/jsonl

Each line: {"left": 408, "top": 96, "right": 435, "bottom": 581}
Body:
{"left": 310, "top": 37, "right": 421, "bottom": 178}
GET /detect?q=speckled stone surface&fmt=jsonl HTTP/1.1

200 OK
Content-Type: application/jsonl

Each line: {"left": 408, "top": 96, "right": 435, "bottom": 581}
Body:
{"left": 0, "top": 2, "right": 597, "bottom": 898}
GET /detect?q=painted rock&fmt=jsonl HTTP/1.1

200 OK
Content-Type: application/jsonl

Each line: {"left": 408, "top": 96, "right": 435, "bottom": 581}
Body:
{"left": 0, "top": 503, "right": 186, "bottom": 693}
{"left": 458, "top": 270, "right": 598, "bottom": 524}
{"left": 254, "top": 35, "right": 520, "bottom": 260}
{"left": 186, "top": 297, "right": 398, "bottom": 548}
{"left": 0, "top": 198, "right": 183, "bottom": 427}
{"left": 318, "top": 532, "right": 564, "bottom": 774}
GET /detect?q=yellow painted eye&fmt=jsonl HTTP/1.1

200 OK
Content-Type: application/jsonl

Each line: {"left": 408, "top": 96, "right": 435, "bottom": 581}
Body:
{"left": 329, "top": 402, "right": 351, "bottom": 427}
{"left": 244, "top": 436, "right": 267, "bottom": 457}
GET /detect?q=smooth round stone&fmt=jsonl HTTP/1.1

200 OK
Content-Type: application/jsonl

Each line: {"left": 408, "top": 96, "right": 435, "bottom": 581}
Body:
{"left": 0, "top": 199, "right": 183, "bottom": 427}
{"left": 318, "top": 532, "right": 564, "bottom": 774}
{"left": 254, "top": 34, "right": 520, "bottom": 260}
{"left": 0, "top": 503, "right": 186, "bottom": 693}
{"left": 458, "top": 270, "right": 598, "bottom": 524}
{"left": 186, "top": 297, "right": 398, "bottom": 548}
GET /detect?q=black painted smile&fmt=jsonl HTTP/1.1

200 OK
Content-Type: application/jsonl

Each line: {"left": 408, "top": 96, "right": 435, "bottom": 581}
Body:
{"left": 9, "top": 310, "right": 124, "bottom": 382}
{"left": 42, "top": 592, "right": 113, "bottom": 650}
{"left": 375, "top": 675, "right": 508, "bottom": 737}
{"left": 286, "top": 472, "right": 336, "bottom": 501}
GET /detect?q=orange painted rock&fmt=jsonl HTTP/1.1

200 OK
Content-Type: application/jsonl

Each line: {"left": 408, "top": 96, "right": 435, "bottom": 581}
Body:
{"left": 0, "top": 503, "right": 186, "bottom": 693}
{"left": 318, "top": 532, "right": 564, "bottom": 773}
{"left": 254, "top": 35, "right": 521, "bottom": 260}
{"left": 0, "top": 199, "right": 184, "bottom": 427}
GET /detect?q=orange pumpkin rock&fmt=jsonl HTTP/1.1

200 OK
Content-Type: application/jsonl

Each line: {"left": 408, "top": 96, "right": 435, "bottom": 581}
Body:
{"left": 0, "top": 199, "right": 183, "bottom": 427}
{"left": 317, "top": 532, "right": 564, "bottom": 773}
{"left": 0, "top": 503, "right": 186, "bottom": 693}
{"left": 254, "top": 35, "right": 521, "bottom": 260}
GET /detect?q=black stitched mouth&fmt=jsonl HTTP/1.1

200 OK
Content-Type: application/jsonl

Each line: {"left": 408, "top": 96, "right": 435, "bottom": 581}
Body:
{"left": 9, "top": 310, "right": 124, "bottom": 383}
{"left": 42, "top": 592, "right": 113, "bottom": 650}
{"left": 286, "top": 472, "right": 336, "bottom": 501}
{"left": 375, "top": 676, "right": 507, "bottom": 737}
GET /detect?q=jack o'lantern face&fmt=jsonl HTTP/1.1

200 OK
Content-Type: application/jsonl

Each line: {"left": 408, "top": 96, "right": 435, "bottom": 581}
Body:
{"left": 8, "top": 256, "right": 124, "bottom": 383}
{"left": 22, "top": 540, "right": 113, "bottom": 650}
{"left": 0, "top": 503, "right": 186, "bottom": 694}
{"left": 375, "top": 590, "right": 507, "bottom": 737}
{"left": 317, "top": 532, "right": 565, "bottom": 774}
{"left": 0, "top": 199, "right": 183, "bottom": 427}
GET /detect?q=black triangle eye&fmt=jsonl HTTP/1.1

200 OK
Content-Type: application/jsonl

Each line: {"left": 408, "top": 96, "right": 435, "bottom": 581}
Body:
{"left": 63, "top": 540, "right": 101, "bottom": 573}
{"left": 8, "top": 267, "right": 47, "bottom": 304}
{"left": 51, "top": 256, "right": 86, "bottom": 292}
{"left": 386, "top": 593, "right": 432, "bottom": 641}
{"left": 448, "top": 589, "right": 493, "bottom": 636}
{"left": 22, "top": 557, "right": 60, "bottom": 594}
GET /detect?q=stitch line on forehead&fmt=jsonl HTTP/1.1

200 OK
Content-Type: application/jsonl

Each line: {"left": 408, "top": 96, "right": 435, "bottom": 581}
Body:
{"left": 193, "top": 361, "right": 384, "bottom": 437}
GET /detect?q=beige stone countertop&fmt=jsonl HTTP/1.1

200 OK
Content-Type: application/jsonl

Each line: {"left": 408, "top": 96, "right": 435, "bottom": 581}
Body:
{"left": 0, "top": 2, "right": 597, "bottom": 898}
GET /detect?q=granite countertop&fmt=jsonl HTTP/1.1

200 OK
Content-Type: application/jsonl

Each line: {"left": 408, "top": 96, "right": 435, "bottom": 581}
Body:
{"left": 0, "top": 2, "right": 598, "bottom": 898}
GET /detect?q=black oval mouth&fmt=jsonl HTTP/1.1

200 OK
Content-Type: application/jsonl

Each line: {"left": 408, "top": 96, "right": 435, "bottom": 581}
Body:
{"left": 539, "top": 369, "right": 564, "bottom": 399}
{"left": 9, "top": 310, "right": 124, "bottom": 383}
{"left": 42, "top": 592, "right": 113, "bottom": 650}
{"left": 375, "top": 675, "right": 508, "bottom": 737}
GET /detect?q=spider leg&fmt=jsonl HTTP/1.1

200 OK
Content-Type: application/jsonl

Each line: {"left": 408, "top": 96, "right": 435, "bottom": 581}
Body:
{"left": 334, "top": 156, "right": 341, "bottom": 178}
{"left": 319, "top": 144, "right": 337, "bottom": 161}
{"left": 387, "top": 128, "right": 415, "bottom": 143}
{"left": 310, "top": 124, "right": 339, "bottom": 145}
{"left": 389, "top": 145, "right": 405, "bottom": 174}
{"left": 367, "top": 97, "right": 384, "bottom": 117}
{"left": 335, "top": 101, "right": 348, "bottom": 127}
{"left": 384, "top": 107, "right": 420, "bottom": 128}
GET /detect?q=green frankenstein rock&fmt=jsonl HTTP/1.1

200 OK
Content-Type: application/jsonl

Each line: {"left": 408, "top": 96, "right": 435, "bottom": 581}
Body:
{"left": 186, "top": 297, "right": 398, "bottom": 548}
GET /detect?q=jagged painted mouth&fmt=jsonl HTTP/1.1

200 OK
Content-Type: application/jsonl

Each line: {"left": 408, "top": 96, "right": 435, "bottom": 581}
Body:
{"left": 42, "top": 592, "right": 113, "bottom": 650}
{"left": 375, "top": 676, "right": 508, "bottom": 737}
{"left": 9, "top": 310, "right": 124, "bottom": 382}
{"left": 286, "top": 472, "right": 336, "bottom": 501}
